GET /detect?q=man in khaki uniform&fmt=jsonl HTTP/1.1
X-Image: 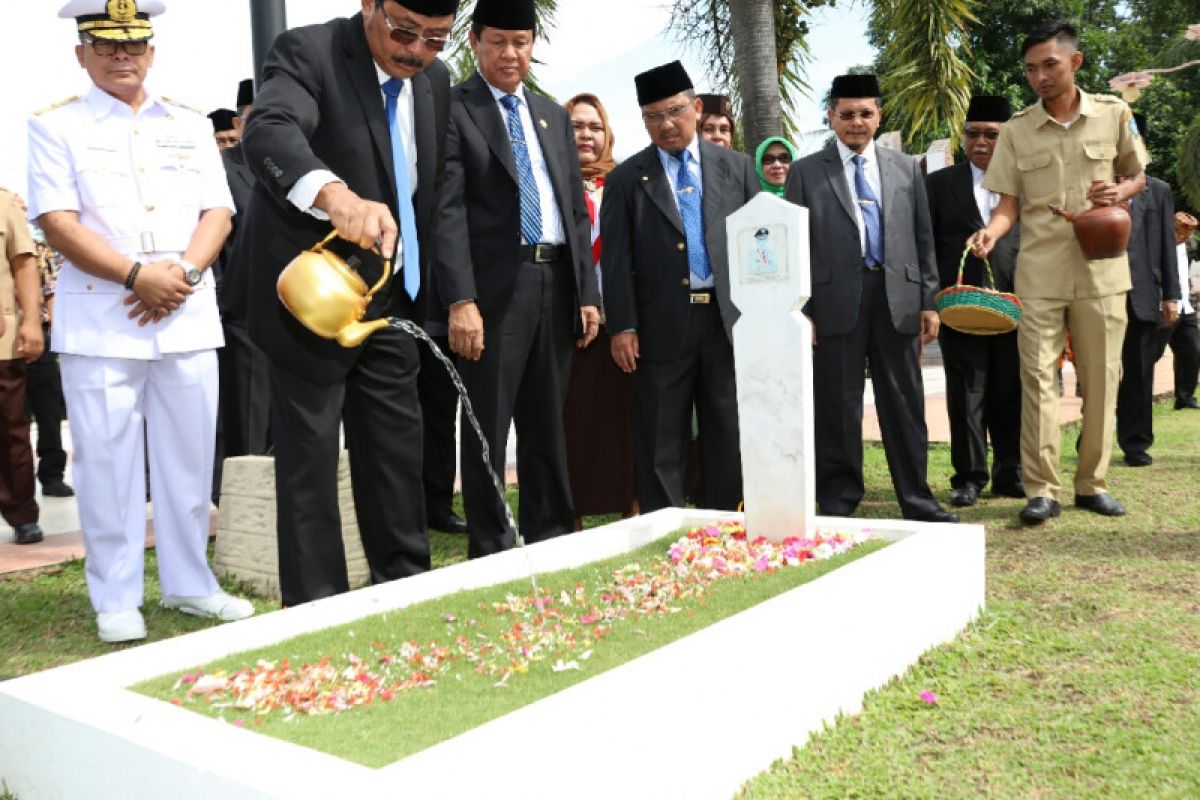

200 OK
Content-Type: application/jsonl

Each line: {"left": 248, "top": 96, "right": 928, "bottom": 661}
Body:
{"left": 0, "top": 188, "right": 46, "bottom": 545}
{"left": 969, "top": 18, "right": 1149, "bottom": 525}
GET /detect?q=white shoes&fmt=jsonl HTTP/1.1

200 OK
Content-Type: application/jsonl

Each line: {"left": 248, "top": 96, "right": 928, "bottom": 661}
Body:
{"left": 161, "top": 591, "right": 255, "bottom": 622}
{"left": 97, "top": 609, "right": 147, "bottom": 643}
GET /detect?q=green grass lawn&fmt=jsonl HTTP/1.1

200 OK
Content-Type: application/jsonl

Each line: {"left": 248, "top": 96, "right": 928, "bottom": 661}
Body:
{"left": 3, "top": 401, "right": 1199, "bottom": 798}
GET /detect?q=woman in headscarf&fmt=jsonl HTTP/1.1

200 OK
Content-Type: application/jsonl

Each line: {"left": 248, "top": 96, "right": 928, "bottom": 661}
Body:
{"left": 561, "top": 93, "right": 637, "bottom": 527}
{"left": 755, "top": 136, "right": 798, "bottom": 195}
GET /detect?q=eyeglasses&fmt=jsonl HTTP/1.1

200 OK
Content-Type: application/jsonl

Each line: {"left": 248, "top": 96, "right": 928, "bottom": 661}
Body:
{"left": 835, "top": 109, "right": 877, "bottom": 122}
{"left": 760, "top": 153, "right": 791, "bottom": 166}
{"left": 86, "top": 38, "right": 149, "bottom": 56}
{"left": 642, "top": 105, "right": 689, "bottom": 125}
{"left": 963, "top": 129, "right": 1001, "bottom": 141}
{"left": 377, "top": 1, "right": 449, "bottom": 52}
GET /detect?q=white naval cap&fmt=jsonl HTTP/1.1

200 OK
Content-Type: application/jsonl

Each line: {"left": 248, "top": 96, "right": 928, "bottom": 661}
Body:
{"left": 59, "top": 0, "right": 165, "bottom": 41}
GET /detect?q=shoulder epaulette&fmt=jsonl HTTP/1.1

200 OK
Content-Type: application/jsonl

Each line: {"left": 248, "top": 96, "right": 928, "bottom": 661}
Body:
{"left": 1010, "top": 105, "right": 1033, "bottom": 118}
{"left": 33, "top": 95, "right": 81, "bottom": 116}
{"left": 160, "top": 95, "right": 203, "bottom": 115}
{"left": 1092, "top": 93, "right": 1121, "bottom": 104}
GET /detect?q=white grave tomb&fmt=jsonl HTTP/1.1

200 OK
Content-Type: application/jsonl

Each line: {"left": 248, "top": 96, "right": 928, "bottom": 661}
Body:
{"left": 727, "top": 192, "right": 816, "bottom": 540}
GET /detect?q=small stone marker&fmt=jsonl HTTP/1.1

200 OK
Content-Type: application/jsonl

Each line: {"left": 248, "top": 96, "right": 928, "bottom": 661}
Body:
{"left": 726, "top": 192, "right": 815, "bottom": 541}
{"left": 924, "top": 138, "right": 953, "bottom": 173}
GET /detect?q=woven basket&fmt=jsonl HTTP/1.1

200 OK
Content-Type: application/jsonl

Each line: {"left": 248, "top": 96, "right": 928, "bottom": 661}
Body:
{"left": 934, "top": 246, "right": 1022, "bottom": 335}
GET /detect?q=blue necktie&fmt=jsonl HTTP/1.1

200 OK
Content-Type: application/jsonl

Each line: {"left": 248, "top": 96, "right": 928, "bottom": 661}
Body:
{"left": 674, "top": 150, "right": 712, "bottom": 281}
{"left": 852, "top": 154, "right": 884, "bottom": 268}
{"left": 499, "top": 93, "right": 543, "bottom": 245}
{"left": 381, "top": 77, "right": 420, "bottom": 301}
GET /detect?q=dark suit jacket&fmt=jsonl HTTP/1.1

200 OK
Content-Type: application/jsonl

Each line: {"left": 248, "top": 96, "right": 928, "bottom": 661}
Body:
{"left": 1126, "top": 175, "right": 1180, "bottom": 324}
{"left": 600, "top": 140, "right": 759, "bottom": 362}
{"left": 432, "top": 72, "right": 596, "bottom": 327}
{"left": 785, "top": 142, "right": 938, "bottom": 337}
{"left": 216, "top": 143, "right": 256, "bottom": 321}
{"left": 925, "top": 161, "right": 1019, "bottom": 294}
{"left": 238, "top": 13, "right": 449, "bottom": 384}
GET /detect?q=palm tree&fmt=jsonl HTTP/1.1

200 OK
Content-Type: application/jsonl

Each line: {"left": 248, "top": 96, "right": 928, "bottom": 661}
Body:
{"left": 668, "top": 0, "right": 978, "bottom": 152}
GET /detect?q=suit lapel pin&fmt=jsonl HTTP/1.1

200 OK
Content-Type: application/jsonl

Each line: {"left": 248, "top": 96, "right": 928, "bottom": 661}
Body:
{"left": 538, "top": 118, "right": 548, "bottom": 129}
{"left": 642, "top": 175, "right": 649, "bottom": 182}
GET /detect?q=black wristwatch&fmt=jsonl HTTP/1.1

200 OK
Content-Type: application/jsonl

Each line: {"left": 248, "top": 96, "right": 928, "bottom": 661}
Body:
{"left": 178, "top": 259, "right": 203, "bottom": 286}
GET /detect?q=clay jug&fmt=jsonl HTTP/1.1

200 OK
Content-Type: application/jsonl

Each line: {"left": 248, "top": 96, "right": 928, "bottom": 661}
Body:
{"left": 1048, "top": 181, "right": 1131, "bottom": 260}
{"left": 276, "top": 231, "right": 392, "bottom": 348}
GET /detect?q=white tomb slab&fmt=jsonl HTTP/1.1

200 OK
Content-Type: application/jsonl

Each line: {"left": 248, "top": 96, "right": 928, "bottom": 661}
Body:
{"left": 727, "top": 193, "right": 816, "bottom": 541}
{"left": 0, "top": 510, "right": 984, "bottom": 800}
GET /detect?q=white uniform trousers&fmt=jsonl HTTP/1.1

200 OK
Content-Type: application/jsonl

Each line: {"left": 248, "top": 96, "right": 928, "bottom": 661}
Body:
{"left": 60, "top": 351, "right": 220, "bottom": 613}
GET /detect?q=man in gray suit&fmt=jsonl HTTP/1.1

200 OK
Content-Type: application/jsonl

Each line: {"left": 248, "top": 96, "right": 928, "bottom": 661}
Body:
{"left": 601, "top": 61, "right": 759, "bottom": 512}
{"left": 784, "top": 74, "right": 957, "bottom": 522}
{"left": 434, "top": 0, "right": 599, "bottom": 558}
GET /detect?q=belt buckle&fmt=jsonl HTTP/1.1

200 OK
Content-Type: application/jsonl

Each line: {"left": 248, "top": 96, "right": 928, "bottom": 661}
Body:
{"left": 534, "top": 243, "right": 554, "bottom": 263}
{"left": 690, "top": 292, "right": 711, "bottom": 305}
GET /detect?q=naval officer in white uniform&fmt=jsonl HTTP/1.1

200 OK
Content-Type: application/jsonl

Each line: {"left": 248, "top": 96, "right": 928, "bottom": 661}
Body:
{"left": 27, "top": 0, "right": 254, "bottom": 643}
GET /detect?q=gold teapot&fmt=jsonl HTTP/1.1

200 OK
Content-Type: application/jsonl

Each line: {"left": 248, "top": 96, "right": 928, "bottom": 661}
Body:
{"left": 276, "top": 231, "right": 392, "bottom": 348}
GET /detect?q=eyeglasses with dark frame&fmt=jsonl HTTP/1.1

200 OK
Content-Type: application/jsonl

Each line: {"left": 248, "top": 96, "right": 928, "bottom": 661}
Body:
{"left": 963, "top": 129, "right": 1001, "bottom": 141}
{"left": 760, "top": 153, "right": 792, "bottom": 166}
{"left": 375, "top": 0, "right": 449, "bottom": 53}
{"left": 84, "top": 37, "right": 149, "bottom": 56}
{"left": 642, "top": 104, "right": 690, "bottom": 125}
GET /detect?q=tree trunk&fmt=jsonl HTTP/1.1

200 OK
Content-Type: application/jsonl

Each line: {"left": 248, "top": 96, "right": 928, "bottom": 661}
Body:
{"left": 728, "top": 0, "right": 782, "bottom": 154}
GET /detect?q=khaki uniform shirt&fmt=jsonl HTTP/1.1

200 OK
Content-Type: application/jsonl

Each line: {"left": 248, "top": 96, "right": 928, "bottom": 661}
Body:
{"left": 1, "top": 189, "right": 36, "bottom": 360}
{"left": 983, "top": 90, "right": 1149, "bottom": 300}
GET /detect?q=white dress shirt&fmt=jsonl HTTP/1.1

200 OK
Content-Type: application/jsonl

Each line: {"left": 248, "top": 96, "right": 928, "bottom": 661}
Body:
{"left": 483, "top": 78, "right": 565, "bottom": 245}
{"left": 969, "top": 162, "right": 999, "bottom": 225}
{"left": 656, "top": 136, "right": 714, "bottom": 289}
{"left": 287, "top": 63, "right": 418, "bottom": 261}
{"left": 836, "top": 138, "right": 883, "bottom": 260}
{"left": 1177, "top": 243, "right": 1195, "bottom": 315}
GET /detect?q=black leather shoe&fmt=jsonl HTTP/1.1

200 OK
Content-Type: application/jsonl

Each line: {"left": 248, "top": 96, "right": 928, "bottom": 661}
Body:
{"left": 14, "top": 523, "right": 44, "bottom": 545}
{"left": 949, "top": 485, "right": 979, "bottom": 507}
{"left": 991, "top": 481, "right": 1027, "bottom": 499}
{"left": 1176, "top": 397, "right": 1200, "bottom": 410}
{"left": 428, "top": 511, "right": 468, "bottom": 534}
{"left": 1123, "top": 452, "right": 1153, "bottom": 467}
{"left": 915, "top": 507, "right": 960, "bottom": 523}
{"left": 1019, "top": 497, "right": 1061, "bottom": 525}
{"left": 1075, "top": 493, "right": 1126, "bottom": 517}
{"left": 41, "top": 480, "right": 75, "bottom": 497}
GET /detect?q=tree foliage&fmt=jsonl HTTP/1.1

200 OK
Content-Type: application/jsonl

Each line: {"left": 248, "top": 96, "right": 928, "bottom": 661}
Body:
{"left": 667, "top": 0, "right": 836, "bottom": 146}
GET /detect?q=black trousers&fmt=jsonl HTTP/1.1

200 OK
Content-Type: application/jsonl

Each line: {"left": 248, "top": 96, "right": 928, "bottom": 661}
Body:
{"left": 24, "top": 323, "right": 67, "bottom": 485}
{"left": 456, "top": 258, "right": 575, "bottom": 559}
{"left": 214, "top": 321, "right": 272, "bottom": 499}
{"left": 418, "top": 334, "right": 458, "bottom": 518}
{"left": 813, "top": 270, "right": 940, "bottom": 518}
{"left": 630, "top": 302, "right": 741, "bottom": 513}
{"left": 1159, "top": 312, "right": 1200, "bottom": 404}
{"left": 1117, "top": 315, "right": 1166, "bottom": 457}
{"left": 269, "top": 325, "right": 428, "bottom": 606}
{"left": 940, "top": 325, "right": 1022, "bottom": 490}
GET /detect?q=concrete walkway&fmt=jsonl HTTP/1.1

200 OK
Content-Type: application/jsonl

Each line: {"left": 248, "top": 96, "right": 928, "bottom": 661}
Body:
{"left": 0, "top": 351, "right": 1183, "bottom": 576}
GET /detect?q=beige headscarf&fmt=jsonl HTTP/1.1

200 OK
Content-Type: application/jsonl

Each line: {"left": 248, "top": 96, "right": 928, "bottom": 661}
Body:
{"left": 564, "top": 93, "right": 616, "bottom": 184}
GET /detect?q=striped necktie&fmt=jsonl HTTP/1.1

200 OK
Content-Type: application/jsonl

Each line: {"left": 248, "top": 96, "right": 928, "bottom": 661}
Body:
{"left": 499, "top": 93, "right": 543, "bottom": 245}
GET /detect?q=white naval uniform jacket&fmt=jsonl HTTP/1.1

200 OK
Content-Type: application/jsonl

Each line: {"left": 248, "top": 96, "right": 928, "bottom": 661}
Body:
{"left": 27, "top": 84, "right": 232, "bottom": 359}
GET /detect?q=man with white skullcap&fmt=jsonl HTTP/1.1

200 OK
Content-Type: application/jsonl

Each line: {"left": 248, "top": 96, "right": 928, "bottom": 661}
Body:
{"left": 27, "top": 0, "right": 254, "bottom": 643}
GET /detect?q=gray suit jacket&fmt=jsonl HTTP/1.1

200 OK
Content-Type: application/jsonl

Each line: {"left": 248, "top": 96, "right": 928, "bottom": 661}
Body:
{"left": 785, "top": 142, "right": 938, "bottom": 337}
{"left": 432, "top": 72, "right": 596, "bottom": 328}
{"left": 1126, "top": 175, "right": 1180, "bottom": 324}
{"left": 600, "top": 139, "right": 759, "bottom": 361}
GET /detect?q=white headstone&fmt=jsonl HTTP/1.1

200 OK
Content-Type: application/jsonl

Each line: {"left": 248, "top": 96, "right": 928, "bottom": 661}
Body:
{"left": 726, "top": 193, "right": 815, "bottom": 541}
{"left": 924, "top": 138, "right": 953, "bottom": 173}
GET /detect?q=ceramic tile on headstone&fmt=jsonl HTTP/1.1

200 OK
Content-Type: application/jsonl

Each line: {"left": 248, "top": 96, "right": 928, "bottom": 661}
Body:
{"left": 726, "top": 192, "right": 814, "bottom": 541}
